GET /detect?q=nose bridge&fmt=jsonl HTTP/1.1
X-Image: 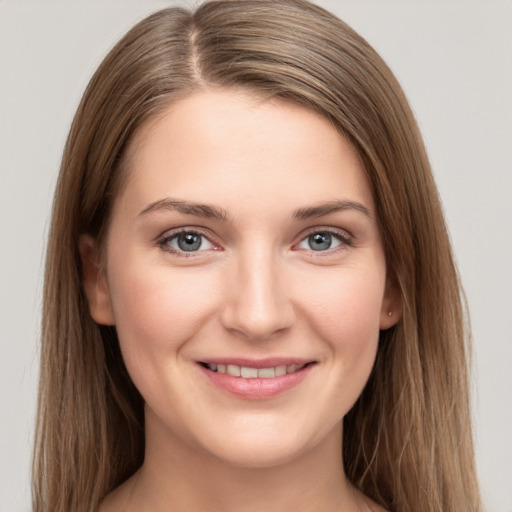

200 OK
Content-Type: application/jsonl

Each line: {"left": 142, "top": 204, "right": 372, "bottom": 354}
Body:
{"left": 221, "top": 242, "right": 294, "bottom": 340}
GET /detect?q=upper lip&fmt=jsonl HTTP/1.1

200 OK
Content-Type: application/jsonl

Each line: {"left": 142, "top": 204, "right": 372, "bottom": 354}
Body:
{"left": 198, "top": 357, "right": 316, "bottom": 368}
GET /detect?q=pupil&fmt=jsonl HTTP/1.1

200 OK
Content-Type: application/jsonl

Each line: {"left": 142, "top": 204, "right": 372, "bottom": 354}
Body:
{"left": 309, "top": 233, "right": 331, "bottom": 251}
{"left": 178, "top": 233, "right": 201, "bottom": 251}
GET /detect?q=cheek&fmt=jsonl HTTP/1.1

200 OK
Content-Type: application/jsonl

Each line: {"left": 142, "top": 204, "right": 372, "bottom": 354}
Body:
{"left": 107, "top": 260, "right": 218, "bottom": 363}
{"left": 296, "top": 263, "right": 385, "bottom": 384}
{"left": 310, "top": 270, "right": 385, "bottom": 425}
{"left": 304, "top": 266, "right": 384, "bottom": 336}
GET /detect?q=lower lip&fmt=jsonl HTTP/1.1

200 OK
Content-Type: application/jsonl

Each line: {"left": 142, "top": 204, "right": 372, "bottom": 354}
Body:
{"left": 198, "top": 363, "right": 315, "bottom": 399}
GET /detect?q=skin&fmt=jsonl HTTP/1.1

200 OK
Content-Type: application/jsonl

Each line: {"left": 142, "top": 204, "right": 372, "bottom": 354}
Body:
{"left": 81, "top": 89, "right": 399, "bottom": 511}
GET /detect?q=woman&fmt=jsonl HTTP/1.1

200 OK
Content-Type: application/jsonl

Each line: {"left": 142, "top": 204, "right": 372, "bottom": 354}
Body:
{"left": 33, "top": 1, "right": 481, "bottom": 511}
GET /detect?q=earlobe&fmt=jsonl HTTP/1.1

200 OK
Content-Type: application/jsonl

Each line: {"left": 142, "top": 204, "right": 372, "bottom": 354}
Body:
{"left": 78, "top": 234, "right": 115, "bottom": 326}
{"left": 379, "top": 276, "right": 402, "bottom": 330}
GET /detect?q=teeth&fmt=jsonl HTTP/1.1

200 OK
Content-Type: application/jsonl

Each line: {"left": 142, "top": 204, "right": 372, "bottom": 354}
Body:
{"left": 275, "top": 365, "right": 287, "bottom": 376}
{"left": 206, "top": 363, "right": 307, "bottom": 378}
{"left": 227, "top": 364, "right": 241, "bottom": 377}
{"left": 257, "top": 367, "right": 275, "bottom": 378}
{"left": 241, "top": 367, "right": 258, "bottom": 378}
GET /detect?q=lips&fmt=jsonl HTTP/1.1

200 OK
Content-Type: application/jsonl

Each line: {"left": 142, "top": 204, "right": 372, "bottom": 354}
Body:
{"left": 197, "top": 358, "right": 316, "bottom": 399}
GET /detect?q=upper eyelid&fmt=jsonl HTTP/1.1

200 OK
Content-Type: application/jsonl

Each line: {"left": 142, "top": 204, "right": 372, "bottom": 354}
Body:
{"left": 298, "top": 226, "right": 352, "bottom": 241}
{"left": 158, "top": 226, "right": 215, "bottom": 242}
{"left": 157, "top": 228, "right": 216, "bottom": 248}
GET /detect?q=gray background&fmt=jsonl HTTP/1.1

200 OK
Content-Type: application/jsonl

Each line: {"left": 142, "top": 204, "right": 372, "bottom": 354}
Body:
{"left": 1, "top": 1, "right": 511, "bottom": 510}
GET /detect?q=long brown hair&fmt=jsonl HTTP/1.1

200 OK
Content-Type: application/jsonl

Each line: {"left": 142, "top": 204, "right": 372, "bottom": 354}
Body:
{"left": 33, "top": 1, "right": 481, "bottom": 511}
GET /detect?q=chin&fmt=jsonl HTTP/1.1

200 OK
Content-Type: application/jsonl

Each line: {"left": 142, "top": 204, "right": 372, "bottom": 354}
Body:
{"left": 193, "top": 416, "right": 333, "bottom": 469}
{"left": 208, "top": 440, "right": 307, "bottom": 469}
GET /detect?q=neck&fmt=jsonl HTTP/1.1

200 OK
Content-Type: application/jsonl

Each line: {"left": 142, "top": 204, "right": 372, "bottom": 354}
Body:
{"left": 102, "top": 408, "right": 371, "bottom": 512}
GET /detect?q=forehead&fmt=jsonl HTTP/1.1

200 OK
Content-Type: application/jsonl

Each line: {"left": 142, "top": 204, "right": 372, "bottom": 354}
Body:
{"left": 116, "top": 88, "right": 374, "bottom": 218}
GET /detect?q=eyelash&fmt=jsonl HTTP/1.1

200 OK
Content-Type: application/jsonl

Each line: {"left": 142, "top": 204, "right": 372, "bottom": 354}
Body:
{"left": 157, "top": 227, "right": 353, "bottom": 257}
{"left": 157, "top": 228, "right": 217, "bottom": 258}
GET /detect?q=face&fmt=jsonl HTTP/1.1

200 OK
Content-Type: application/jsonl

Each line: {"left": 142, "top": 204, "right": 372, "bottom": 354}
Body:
{"left": 81, "top": 89, "right": 399, "bottom": 468}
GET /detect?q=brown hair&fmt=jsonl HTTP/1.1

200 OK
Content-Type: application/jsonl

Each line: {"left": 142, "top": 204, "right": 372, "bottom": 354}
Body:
{"left": 33, "top": 1, "right": 481, "bottom": 511}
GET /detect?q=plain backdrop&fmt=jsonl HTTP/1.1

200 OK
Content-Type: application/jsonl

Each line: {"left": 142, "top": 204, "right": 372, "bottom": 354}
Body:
{"left": 0, "top": 1, "right": 511, "bottom": 511}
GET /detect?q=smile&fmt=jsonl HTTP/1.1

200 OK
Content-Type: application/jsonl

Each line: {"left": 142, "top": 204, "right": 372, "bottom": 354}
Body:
{"left": 198, "top": 359, "right": 316, "bottom": 399}
{"left": 201, "top": 362, "right": 308, "bottom": 379}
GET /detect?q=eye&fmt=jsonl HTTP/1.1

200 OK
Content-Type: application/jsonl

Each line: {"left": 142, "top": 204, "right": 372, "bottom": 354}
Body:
{"left": 296, "top": 230, "right": 349, "bottom": 252}
{"left": 160, "top": 230, "right": 215, "bottom": 254}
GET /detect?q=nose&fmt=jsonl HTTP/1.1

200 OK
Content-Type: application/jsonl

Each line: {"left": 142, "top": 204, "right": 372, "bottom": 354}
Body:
{"left": 220, "top": 247, "right": 295, "bottom": 342}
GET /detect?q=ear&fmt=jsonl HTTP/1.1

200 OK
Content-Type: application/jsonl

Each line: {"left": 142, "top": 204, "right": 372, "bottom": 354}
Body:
{"left": 78, "top": 234, "right": 115, "bottom": 326}
{"left": 379, "top": 274, "right": 402, "bottom": 330}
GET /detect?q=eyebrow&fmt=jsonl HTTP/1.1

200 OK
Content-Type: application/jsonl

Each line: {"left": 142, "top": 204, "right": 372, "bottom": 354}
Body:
{"left": 138, "top": 198, "right": 229, "bottom": 221}
{"left": 138, "top": 198, "right": 371, "bottom": 222}
{"left": 293, "top": 200, "right": 371, "bottom": 220}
